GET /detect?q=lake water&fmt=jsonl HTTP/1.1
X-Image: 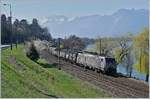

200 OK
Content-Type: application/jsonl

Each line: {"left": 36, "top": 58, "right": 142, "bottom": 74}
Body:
{"left": 85, "top": 44, "right": 147, "bottom": 81}
{"left": 117, "top": 64, "right": 146, "bottom": 81}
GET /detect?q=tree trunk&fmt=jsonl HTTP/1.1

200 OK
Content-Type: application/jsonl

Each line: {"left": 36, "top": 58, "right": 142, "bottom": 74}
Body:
{"left": 126, "top": 67, "right": 130, "bottom": 77}
{"left": 129, "top": 71, "right": 132, "bottom": 77}
{"left": 145, "top": 74, "right": 149, "bottom": 82}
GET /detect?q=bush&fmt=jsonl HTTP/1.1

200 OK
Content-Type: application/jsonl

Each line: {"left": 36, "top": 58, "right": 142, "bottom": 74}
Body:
{"left": 26, "top": 42, "right": 39, "bottom": 61}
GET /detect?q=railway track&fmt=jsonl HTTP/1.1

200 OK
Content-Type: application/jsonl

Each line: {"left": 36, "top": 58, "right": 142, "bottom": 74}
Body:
{"left": 61, "top": 64, "right": 132, "bottom": 97}
{"left": 40, "top": 51, "right": 149, "bottom": 98}
{"left": 60, "top": 62, "right": 148, "bottom": 98}
{"left": 72, "top": 64, "right": 149, "bottom": 94}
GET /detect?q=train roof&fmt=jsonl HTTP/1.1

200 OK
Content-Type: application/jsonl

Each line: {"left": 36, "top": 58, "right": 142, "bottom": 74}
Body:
{"left": 49, "top": 47, "right": 115, "bottom": 59}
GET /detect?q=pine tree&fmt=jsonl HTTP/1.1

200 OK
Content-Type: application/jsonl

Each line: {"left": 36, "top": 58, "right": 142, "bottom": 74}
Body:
{"left": 26, "top": 42, "right": 39, "bottom": 61}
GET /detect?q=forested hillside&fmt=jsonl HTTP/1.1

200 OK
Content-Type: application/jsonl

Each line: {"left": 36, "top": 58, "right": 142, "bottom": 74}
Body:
{"left": 1, "top": 14, "right": 52, "bottom": 44}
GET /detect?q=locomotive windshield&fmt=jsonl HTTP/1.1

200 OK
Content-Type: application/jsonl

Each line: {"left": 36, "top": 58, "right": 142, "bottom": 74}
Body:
{"left": 105, "top": 58, "right": 116, "bottom": 66}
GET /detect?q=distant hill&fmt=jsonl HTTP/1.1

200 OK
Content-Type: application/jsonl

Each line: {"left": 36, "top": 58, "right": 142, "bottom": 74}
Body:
{"left": 43, "top": 9, "right": 148, "bottom": 38}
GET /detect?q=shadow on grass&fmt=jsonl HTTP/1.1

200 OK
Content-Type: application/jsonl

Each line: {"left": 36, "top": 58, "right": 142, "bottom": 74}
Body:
{"left": 37, "top": 62, "right": 58, "bottom": 68}
{"left": 41, "top": 91, "right": 59, "bottom": 98}
{"left": 34, "top": 84, "right": 59, "bottom": 98}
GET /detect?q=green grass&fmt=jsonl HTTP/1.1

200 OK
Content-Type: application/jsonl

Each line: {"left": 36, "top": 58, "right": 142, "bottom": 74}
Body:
{"left": 1, "top": 45, "right": 111, "bottom": 98}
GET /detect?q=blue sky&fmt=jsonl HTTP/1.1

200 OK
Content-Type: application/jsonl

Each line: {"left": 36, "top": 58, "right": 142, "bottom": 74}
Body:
{"left": 1, "top": 0, "right": 149, "bottom": 20}
{"left": 1, "top": 0, "right": 148, "bottom": 38}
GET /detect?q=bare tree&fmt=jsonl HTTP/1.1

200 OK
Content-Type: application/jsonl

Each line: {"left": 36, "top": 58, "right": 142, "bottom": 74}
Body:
{"left": 95, "top": 37, "right": 117, "bottom": 57}
{"left": 114, "top": 35, "right": 133, "bottom": 77}
{"left": 63, "top": 35, "right": 86, "bottom": 51}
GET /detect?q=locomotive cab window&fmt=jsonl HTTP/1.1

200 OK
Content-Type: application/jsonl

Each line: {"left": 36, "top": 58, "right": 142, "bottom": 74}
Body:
{"left": 105, "top": 58, "right": 116, "bottom": 66}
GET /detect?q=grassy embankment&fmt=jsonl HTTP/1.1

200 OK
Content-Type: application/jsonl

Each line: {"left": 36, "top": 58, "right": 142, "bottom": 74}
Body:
{"left": 1, "top": 45, "right": 111, "bottom": 98}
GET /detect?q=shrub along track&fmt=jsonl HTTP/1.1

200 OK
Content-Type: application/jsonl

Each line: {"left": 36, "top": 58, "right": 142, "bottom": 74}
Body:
{"left": 40, "top": 51, "right": 149, "bottom": 98}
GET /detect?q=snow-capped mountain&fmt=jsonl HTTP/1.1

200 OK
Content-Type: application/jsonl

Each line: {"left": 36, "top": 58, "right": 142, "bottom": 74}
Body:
{"left": 41, "top": 9, "right": 148, "bottom": 38}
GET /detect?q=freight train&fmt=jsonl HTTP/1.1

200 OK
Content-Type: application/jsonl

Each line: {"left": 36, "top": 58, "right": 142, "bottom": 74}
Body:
{"left": 49, "top": 47, "right": 117, "bottom": 74}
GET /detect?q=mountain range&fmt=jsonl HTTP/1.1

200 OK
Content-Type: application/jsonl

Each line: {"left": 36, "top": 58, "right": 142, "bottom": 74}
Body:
{"left": 41, "top": 9, "right": 148, "bottom": 38}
